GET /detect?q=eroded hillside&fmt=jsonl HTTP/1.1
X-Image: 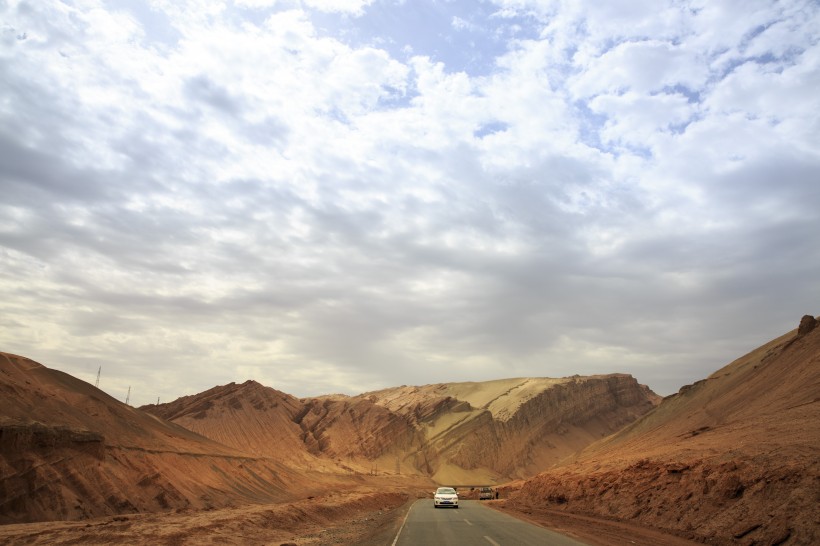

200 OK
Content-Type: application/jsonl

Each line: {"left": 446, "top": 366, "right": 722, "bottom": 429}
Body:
{"left": 146, "top": 373, "right": 660, "bottom": 483}
{"left": 497, "top": 315, "right": 820, "bottom": 546}
{"left": 0, "top": 353, "right": 314, "bottom": 524}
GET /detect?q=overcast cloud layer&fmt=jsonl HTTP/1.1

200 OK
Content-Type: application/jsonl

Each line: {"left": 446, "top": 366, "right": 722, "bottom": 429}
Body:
{"left": 1, "top": 0, "right": 818, "bottom": 405}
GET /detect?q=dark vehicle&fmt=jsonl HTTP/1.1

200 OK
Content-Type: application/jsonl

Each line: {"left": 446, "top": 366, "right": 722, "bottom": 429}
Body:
{"left": 479, "top": 487, "right": 494, "bottom": 500}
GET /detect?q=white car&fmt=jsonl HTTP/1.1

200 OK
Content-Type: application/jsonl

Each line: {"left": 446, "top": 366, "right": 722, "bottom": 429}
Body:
{"left": 433, "top": 487, "right": 459, "bottom": 508}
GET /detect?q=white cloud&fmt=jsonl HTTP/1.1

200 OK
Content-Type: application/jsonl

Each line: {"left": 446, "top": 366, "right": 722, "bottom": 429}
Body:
{"left": 570, "top": 40, "right": 707, "bottom": 98}
{"left": 590, "top": 91, "right": 694, "bottom": 147}
{"left": 0, "top": 0, "right": 818, "bottom": 404}
{"left": 232, "top": 0, "right": 281, "bottom": 8}
{"left": 452, "top": 16, "right": 479, "bottom": 32}
{"left": 302, "top": 0, "right": 376, "bottom": 15}
{"left": 706, "top": 44, "right": 820, "bottom": 124}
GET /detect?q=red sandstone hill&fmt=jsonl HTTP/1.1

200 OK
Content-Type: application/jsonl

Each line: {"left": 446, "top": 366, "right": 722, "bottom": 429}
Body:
{"left": 498, "top": 315, "right": 820, "bottom": 546}
{"left": 143, "top": 380, "right": 420, "bottom": 479}
{"left": 4, "top": 316, "right": 816, "bottom": 545}
{"left": 145, "top": 374, "right": 660, "bottom": 484}
{"left": 1, "top": 349, "right": 659, "bottom": 527}
{"left": 0, "top": 353, "right": 313, "bottom": 524}
{"left": 145, "top": 381, "right": 309, "bottom": 462}
{"left": 362, "top": 375, "right": 660, "bottom": 481}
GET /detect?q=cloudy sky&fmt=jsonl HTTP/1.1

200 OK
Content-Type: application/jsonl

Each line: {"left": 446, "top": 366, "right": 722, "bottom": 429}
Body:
{"left": 1, "top": 0, "right": 818, "bottom": 406}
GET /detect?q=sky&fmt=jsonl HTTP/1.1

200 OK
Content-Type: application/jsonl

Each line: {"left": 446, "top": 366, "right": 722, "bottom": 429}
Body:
{"left": 1, "top": 0, "right": 818, "bottom": 406}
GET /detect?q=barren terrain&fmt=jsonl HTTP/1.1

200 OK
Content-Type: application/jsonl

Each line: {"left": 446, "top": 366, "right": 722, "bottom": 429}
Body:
{"left": 144, "top": 373, "right": 659, "bottom": 482}
{"left": 495, "top": 315, "right": 820, "bottom": 545}
{"left": 1, "top": 315, "right": 817, "bottom": 545}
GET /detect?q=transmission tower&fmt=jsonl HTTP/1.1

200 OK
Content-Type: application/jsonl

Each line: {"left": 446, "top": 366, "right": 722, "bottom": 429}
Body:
{"left": 95, "top": 366, "right": 101, "bottom": 388}
{"left": 125, "top": 386, "right": 131, "bottom": 406}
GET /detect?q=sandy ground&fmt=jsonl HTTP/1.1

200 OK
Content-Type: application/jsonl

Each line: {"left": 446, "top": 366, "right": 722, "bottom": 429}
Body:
{"left": 488, "top": 501, "right": 703, "bottom": 546}
{"left": 0, "top": 490, "right": 708, "bottom": 546}
{"left": 0, "top": 490, "right": 419, "bottom": 546}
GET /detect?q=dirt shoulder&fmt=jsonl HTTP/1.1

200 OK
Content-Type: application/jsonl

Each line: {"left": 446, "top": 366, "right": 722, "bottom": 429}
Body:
{"left": 0, "top": 491, "right": 721, "bottom": 546}
{"left": 0, "top": 491, "right": 416, "bottom": 546}
{"left": 487, "top": 500, "right": 702, "bottom": 546}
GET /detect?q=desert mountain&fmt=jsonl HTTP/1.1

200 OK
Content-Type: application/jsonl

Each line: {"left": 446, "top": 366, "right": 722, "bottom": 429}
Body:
{"left": 501, "top": 315, "right": 820, "bottom": 545}
{"left": 0, "top": 353, "right": 320, "bottom": 524}
{"left": 145, "top": 381, "right": 309, "bottom": 462}
{"left": 1, "top": 349, "right": 659, "bottom": 526}
{"left": 145, "top": 373, "right": 660, "bottom": 483}
{"left": 3, "top": 318, "right": 816, "bottom": 544}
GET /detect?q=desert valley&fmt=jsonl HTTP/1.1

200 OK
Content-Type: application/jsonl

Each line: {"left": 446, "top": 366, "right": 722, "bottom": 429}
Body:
{"left": 1, "top": 315, "right": 818, "bottom": 545}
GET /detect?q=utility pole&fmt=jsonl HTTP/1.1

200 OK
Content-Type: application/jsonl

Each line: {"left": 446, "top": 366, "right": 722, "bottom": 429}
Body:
{"left": 125, "top": 386, "right": 131, "bottom": 406}
{"left": 95, "top": 366, "right": 101, "bottom": 388}
{"left": 157, "top": 396, "right": 160, "bottom": 406}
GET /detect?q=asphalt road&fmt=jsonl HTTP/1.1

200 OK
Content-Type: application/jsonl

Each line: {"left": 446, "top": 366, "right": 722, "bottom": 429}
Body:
{"left": 391, "top": 500, "right": 589, "bottom": 546}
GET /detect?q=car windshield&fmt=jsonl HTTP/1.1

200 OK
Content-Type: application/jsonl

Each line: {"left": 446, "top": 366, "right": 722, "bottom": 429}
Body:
{"left": 436, "top": 488, "right": 456, "bottom": 495}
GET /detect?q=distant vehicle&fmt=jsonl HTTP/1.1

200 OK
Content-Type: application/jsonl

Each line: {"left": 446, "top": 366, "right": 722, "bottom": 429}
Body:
{"left": 479, "top": 487, "right": 494, "bottom": 500}
{"left": 433, "top": 487, "right": 459, "bottom": 508}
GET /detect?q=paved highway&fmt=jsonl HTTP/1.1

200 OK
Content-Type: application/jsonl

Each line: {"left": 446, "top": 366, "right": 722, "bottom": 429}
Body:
{"left": 392, "top": 499, "right": 588, "bottom": 546}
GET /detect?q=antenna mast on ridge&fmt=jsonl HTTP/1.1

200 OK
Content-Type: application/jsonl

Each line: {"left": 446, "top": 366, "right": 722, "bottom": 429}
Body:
{"left": 125, "top": 386, "right": 131, "bottom": 406}
{"left": 95, "top": 366, "right": 101, "bottom": 388}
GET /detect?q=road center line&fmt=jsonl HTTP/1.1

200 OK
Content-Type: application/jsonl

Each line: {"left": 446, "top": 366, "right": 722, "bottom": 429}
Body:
{"left": 463, "top": 518, "right": 473, "bottom": 525}
{"left": 484, "top": 536, "right": 501, "bottom": 546}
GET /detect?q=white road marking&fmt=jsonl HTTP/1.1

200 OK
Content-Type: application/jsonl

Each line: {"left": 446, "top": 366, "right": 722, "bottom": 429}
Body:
{"left": 484, "top": 536, "right": 501, "bottom": 546}
{"left": 390, "top": 500, "right": 416, "bottom": 546}
{"left": 464, "top": 519, "right": 473, "bottom": 525}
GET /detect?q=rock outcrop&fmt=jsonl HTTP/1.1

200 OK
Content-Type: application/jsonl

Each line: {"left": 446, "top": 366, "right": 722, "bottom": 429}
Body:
{"left": 362, "top": 375, "right": 660, "bottom": 481}
{"left": 0, "top": 353, "right": 310, "bottom": 524}
{"left": 147, "top": 373, "right": 660, "bottom": 483}
{"left": 500, "top": 315, "right": 820, "bottom": 546}
{"left": 0, "top": 351, "right": 660, "bottom": 524}
{"left": 797, "top": 313, "right": 817, "bottom": 336}
{"left": 0, "top": 422, "right": 105, "bottom": 460}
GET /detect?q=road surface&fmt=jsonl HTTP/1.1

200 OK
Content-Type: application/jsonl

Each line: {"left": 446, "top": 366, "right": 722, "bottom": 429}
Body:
{"left": 392, "top": 500, "right": 588, "bottom": 546}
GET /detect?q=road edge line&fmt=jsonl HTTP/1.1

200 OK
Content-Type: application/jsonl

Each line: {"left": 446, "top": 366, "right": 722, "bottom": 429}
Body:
{"left": 391, "top": 499, "right": 417, "bottom": 546}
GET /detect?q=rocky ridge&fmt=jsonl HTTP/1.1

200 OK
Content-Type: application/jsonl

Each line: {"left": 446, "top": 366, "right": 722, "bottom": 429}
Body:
{"left": 1, "top": 349, "right": 658, "bottom": 525}
{"left": 0, "top": 353, "right": 314, "bottom": 524}
{"left": 498, "top": 315, "right": 820, "bottom": 545}
{"left": 147, "top": 373, "right": 661, "bottom": 483}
